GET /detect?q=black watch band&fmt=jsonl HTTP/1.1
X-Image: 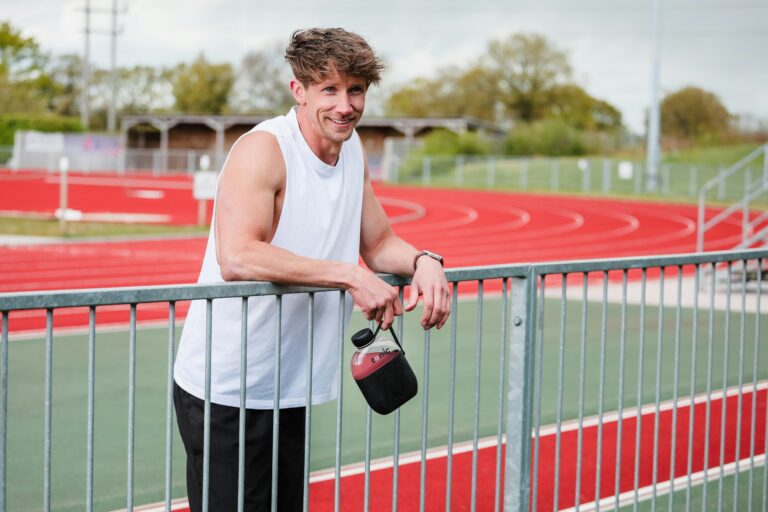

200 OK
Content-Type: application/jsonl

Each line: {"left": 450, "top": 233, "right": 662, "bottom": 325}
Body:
{"left": 413, "top": 250, "right": 444, "bottom": 272}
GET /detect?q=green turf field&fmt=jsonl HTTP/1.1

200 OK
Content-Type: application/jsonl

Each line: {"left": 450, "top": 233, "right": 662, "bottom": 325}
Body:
{"left": 5, "top": 290, "right": 765, "bottom": 511}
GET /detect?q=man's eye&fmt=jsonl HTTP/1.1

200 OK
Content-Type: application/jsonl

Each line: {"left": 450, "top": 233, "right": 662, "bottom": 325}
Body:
{"left": 324, "top": 87, "right": 335, "bottom": 93}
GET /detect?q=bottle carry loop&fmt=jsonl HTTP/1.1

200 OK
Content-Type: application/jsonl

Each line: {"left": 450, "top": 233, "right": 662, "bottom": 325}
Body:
{"left": 371, "top": 323, "right": 405, "bottom": 355}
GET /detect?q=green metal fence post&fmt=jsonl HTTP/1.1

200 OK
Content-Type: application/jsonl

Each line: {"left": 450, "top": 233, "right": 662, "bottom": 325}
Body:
{"left": 504, "top": 268, "right": 537, "bottom": 511}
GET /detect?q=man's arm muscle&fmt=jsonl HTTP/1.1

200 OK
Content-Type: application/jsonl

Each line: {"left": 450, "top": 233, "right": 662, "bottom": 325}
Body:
{"left": 215, "top": 132, "right": 353, "bottom": 288}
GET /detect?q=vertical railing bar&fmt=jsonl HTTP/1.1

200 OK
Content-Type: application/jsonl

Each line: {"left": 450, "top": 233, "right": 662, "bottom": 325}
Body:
{"left": 470, "top": 280, "right": 484, "bottom": 512}
{"left": 0, "top": 311, "right": 6, "bottom": 512}
{"left": 748, "top": 259, "right": 763, "bottom": 512}
{"left": 334, "top": 291, "right": 346, "bottom": 512}
{"left": 363, "top": 320, "right": 376, "bottom": 512}
{"left": 419, "top": 324, "right": 430, "bottom": 512}
{"left": 632, "top": 268, "right": 648, "bottom": 512}
{"left": 445, "top": 283, "right": 459, "bottom": 512}
{"left": 701, "top": 263, "right": 717, "bottom": 511}
{"left": 364, "top": 404, "right": 372, "bottom": 512}
{"left": 614, "top": 270, "right": 629, "bottom": 510}
{"left": 685, "top": 264, "right": 701, "bottom": 512}
{"left": 202, "top": 299, "right": 212, "bottom": 512}
{"left": 364, "top": 319, "right": 374, "bottom": 512}
{"left": 392, "top": 287, "right": 405, "bottom": 512}
{"left": 238, "top": 298, "right": 248, "bottom": 512}
{"left": 531, "top": 275, "right": 546, "bottom": 512}
{"left": 594, "top": 271, "right": 609, "bottom": 510}
{"left": 733, "top": 260, "right": 748, "bottom": 511}
{"left": 574, "top": 272, "right": 589, "bottom": 510}
{"left": 667, "top": 266, "right": 684, "bottom": 511}
{"left": 271, "top": 295, "right": 283, "bottom": 512}
{"left": 86, "top": 306, "right": 96, "bottom": 512}
{"left": 505, "top": 270, "right": 538, "bottom": 511}
{"left": 494, "top": 278, "right": 509, "bottom": 512}
{"left": 650, "top": 268, "right": 666, "bottom": 512}
{"left": 553, "top": 274, "right": 568, "bottom": 512}
{"left": 302, "top": 294, "right": 314, "bottom": 512}
{"left": 717, "top": 262, "right": 733, "bottom": 512}
{"left": 44, "top": 308, "right": 53, "bottom": 512}
{"left": 759, "top": 258, "right": 767, "bottom": 512}
{"left": 165, "top": 303, "right": 176, "bottom": 512}
{"left": 127, "top": 304, "right": 137, "bottom": 511}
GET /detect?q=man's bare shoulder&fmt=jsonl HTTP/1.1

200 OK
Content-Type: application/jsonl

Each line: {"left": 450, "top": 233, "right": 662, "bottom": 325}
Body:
{"left": 222, "top": 130, "right": 285, "bottom": 189}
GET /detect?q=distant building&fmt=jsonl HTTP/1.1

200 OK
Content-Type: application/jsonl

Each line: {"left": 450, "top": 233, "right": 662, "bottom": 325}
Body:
{"left": 121, "top": 114, "right": 504, "bottom": 177}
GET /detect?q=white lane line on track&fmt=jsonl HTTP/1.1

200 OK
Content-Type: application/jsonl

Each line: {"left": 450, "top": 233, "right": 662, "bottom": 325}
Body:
{"left": 377, "top": 196, "right": 427, "bottom": 224}
{"left": 43, "top": 175, "right": 193, "bottom": 189}
{"left": 0, "top": 273, "right": 198, "bottom": 292}
{"left": 389, "top": 199, "right": 479, "bottom": 232}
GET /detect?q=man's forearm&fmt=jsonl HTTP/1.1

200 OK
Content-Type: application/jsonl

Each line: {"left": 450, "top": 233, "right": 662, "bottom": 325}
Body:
{"left": 362, "top": 235, "right": 419, "bottom": 277}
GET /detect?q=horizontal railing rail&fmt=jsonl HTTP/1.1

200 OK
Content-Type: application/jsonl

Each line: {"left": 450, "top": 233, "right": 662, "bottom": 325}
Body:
{"left": 1, "top": 249, "right": 766, "bottom": 311}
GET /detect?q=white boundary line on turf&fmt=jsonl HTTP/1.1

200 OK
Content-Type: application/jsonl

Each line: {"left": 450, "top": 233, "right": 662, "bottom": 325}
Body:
{"left": 562, "top": 454, "right": 767, "bottom": 512}
{"left": 117, "top": 380, "right": 768, "bottom": 512}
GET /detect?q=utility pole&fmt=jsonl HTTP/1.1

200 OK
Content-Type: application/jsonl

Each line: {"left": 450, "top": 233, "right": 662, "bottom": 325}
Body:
{"left": 646, "top": 0, "right": 663, "bottom": 192}
{"left": 80, "top": 0, "right": 126, "bottom": 133}
{"left": 108, "top": 0, "right": 119, "bottom": 132}
{"left": 81, "top": 0, "right": 91, "bottom": 130}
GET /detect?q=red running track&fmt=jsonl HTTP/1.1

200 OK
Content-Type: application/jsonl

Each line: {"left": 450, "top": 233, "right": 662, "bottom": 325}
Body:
{"left": 133, "top": 384, "right": 768, "bottom": 511}
{"left": 0, "top": 171, "right": 762, "bottom": 334}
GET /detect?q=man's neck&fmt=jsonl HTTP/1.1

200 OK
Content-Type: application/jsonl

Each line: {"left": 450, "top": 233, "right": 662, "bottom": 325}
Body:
{"left": 295, "top": 106, "right": 342, "bottom": 166}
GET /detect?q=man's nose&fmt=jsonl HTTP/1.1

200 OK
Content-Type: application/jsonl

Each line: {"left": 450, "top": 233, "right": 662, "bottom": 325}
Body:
{"left": 336, "top": 94, "right": 353, "bottom": 115}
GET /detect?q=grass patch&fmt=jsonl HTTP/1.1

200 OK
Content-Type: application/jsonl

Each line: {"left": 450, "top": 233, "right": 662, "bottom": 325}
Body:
{"left": 0, "top": 216, "right": 208, "bottom": 238}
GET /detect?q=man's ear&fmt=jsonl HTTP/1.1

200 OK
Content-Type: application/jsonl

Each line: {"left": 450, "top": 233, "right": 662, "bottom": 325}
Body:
{"left": 289, "top": 78, "right": 305, "bottom": 104}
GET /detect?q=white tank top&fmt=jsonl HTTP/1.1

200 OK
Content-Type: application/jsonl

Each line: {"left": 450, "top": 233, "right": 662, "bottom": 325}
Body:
{"left": 174, "top": 107, "right": 364, "bottom": 408}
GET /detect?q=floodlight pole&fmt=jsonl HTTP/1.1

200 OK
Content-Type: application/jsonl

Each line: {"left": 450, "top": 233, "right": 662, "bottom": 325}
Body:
{"left": 81, "top": 0, "right": 91, "bottom": 130}
{"left": 646, "top": 0, "right": 663, "bottom": 192}
{"left": 108, "top": 0, "right": 118, "bottom": 132}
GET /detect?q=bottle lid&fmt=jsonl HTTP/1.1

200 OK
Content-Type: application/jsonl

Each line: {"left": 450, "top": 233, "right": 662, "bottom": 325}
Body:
{"left": 351, "top": 328, "right": 375, "bottom": 348}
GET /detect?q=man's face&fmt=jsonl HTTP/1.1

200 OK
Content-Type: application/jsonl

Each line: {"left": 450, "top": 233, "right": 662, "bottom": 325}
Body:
{"left": 291, "top": 69, "right": 367, "bottom": 145}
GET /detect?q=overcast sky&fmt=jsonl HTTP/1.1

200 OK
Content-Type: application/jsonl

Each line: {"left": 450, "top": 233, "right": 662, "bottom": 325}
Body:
{"left": 2, "top": 0, "right": 767, "bottom": 133}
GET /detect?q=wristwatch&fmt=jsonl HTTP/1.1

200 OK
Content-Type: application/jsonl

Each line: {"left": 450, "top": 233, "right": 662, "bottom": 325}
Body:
{"left": 413, "top": 250, "right": 444, "bottom": 272}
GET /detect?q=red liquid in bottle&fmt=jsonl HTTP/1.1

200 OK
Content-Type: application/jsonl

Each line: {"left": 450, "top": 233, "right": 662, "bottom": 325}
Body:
{"left": 350, "top": 350, "right": 400, "bottom": 380}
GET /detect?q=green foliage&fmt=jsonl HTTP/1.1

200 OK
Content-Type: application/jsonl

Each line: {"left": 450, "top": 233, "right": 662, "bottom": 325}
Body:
{"left": 661, "top": 86, "right": 731, "bottom": 142}
{"left": 503, "top": 119, "right": 589, "bottom": 156}
{"left": 0, "top": 114, "right": 82, "bottom": 145}
{"left": 547, "top": 84, "right": 622, "bottom": 131}
{"left": 385, "top": 66, "right": 500, "bottom": 121}
{"left": 384, "top": 31, "right": 623, "bottom": 147}
{"left": 0, "top": 21, "right": 51, "bottom": 115}
{"left": 419, "top": 129, "right": 491, "bottom": 156}
{"left": 172, "top": 54, "right": 234, "bottom": 114}
{"left": 487, "top": 33, "right": 571, "bottom": 123}
{"left": 230, "top": 44, "right": 295, "bottom": 114}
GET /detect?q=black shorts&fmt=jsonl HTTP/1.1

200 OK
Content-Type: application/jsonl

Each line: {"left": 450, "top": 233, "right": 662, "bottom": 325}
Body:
{"left": 173, "top": 382, "right": 306, "bottom": 512}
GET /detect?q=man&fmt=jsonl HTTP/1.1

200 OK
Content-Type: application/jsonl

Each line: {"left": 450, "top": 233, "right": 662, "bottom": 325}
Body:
{"left": 173, "top": 28, "right": 450, "bottom": 510}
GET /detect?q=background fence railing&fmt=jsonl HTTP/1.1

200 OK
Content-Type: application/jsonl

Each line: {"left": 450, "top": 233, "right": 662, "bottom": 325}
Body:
{"left": 4, "top": 144, "right": 767, "bottom": 207}
{"left": 0, "top": 248, "right": 766, "bottom": 511}
{"left": 386, "top": 152, "right": 768, "bottom": 205}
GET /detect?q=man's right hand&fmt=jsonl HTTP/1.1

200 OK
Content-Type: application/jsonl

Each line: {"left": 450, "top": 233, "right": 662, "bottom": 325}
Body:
{"left": 347, "top": 267, "right": 403, "bottom": 331}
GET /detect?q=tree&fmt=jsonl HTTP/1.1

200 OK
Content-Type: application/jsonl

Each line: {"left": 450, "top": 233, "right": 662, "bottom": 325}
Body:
{"left": 486, "top": 33, "right": 571, "bottom": 122}
{"left": 0, "top": 21, "right": 50, "bottom": 114}
{"left": 385, "top": 66, "right": 501, "bottom": 122}
{"left": 547, "top": 84, "right": 622, "bottom": 132}
{"left": 172, "top": 54, "right": 234, "bottom": 114}
{"left": 660, "top": 86, "right": 731, "bottom": 140}
{"left": 230, "top": 43, "right": 294, "bottom": 114}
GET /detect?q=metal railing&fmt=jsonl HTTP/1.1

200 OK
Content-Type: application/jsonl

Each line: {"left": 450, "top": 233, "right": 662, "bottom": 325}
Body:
{"left": 697, "top": 144, "right": 768, "bottom": 251}
{"left": 0, "top": 249, "right": 766, "bottom": 511}
{"left": 385, "top": 152, "right": 768, "bottom": 203}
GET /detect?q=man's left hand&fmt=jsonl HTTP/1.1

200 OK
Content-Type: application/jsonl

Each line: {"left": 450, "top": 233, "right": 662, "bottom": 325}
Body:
{"left": 404, "top": 258, "right": 451, "bottom": 330}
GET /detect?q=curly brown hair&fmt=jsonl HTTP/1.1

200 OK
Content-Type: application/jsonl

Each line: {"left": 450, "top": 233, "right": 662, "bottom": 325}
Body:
{"left": 285, "top": 28, "right": 384, "bottom": 87}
